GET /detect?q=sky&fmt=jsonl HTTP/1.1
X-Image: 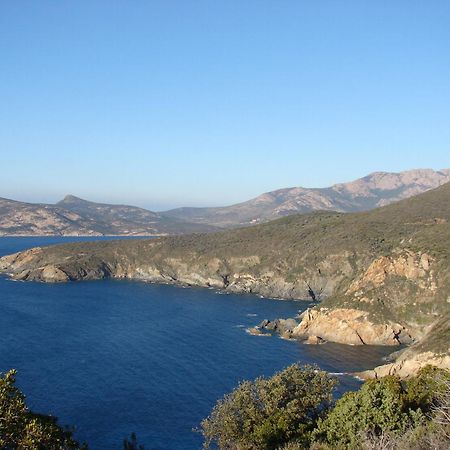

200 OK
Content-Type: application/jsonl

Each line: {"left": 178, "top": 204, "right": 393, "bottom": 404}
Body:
{"left": 1, "top": 1, "right": 449, "bottom": 211}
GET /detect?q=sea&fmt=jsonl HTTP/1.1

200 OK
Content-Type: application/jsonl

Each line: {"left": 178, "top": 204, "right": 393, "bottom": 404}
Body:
{"left": 0, "top": 237, "right": 394, "bottom": 449}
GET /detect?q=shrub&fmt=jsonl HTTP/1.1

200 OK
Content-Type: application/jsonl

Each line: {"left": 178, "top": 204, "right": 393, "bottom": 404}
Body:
{"left": 200, "top": 364, "right": 336, "bottom": 450}
{"left": 0, "top": 369, "right": 86, "bottom": 449}
{"left": 312, "top": 366, "right": 450, "bottom": 449}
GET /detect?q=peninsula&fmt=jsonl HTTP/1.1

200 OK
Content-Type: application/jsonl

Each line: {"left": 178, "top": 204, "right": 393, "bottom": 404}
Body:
{"left": 0, "top": 195, "right": 216, "bottom": 236}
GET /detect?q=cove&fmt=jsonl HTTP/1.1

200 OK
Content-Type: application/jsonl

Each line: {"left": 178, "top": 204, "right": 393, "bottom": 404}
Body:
{"left": 0, "top": 237, "right": 394, "bottom": 449}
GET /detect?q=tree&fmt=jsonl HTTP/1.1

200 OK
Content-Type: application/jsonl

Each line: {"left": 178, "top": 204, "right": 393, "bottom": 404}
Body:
{"left": 0, "top": 369, "right": 86, "bottom": 449}
{"left": 200, "top": 364, "right": 336, "bottom": 450}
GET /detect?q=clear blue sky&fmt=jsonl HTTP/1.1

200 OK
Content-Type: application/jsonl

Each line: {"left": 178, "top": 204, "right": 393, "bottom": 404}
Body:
{"left": 1, "top": 1, "right": 449, "bottom": 210}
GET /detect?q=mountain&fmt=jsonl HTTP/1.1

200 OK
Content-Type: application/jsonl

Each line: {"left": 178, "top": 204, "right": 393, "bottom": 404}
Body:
{"left": 1, "top": 182, "right": 449, "bottom": 377}
{"left": 0, "top": 195, "right": 216, "bottom": 236}
{"left": 163, "top": 168, "right": 450, "bottom": 227}
{"left": 2, "top": 168, "right": 448, "bottom": 235}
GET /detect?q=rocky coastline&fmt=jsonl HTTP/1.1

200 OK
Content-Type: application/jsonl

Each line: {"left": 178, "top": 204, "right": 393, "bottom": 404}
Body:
{"left": 1, "top": 183, "right": 449, "bottom": 378}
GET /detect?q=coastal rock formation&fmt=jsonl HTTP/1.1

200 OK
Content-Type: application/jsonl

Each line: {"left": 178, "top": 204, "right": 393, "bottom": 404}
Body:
{"left": 259, "top": 318, "right": 299, "bottom": 334}
{"left": 304, "top": 335, "right": 326, "bottom": 345}
{"left": 1, "top": 182, "right": 449, "bottom": 377}
{"left": 358, "top": 352, "right": 450, "bottom": 379}
{"left": 292, "top": 308, "right": 413, "bottom": 346}
{"left": 357, "top": 316, "right": 450, "bottom": 378}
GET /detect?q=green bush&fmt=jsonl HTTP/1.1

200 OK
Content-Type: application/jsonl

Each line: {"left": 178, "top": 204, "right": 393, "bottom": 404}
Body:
{"left": 200, "top": 364, "right": 336, "bottom": 450}
{"left": 312, "top": 366, "right": 450, "bottom": 449}
{"left": 0, "top": 369, "right": 86, "bottom": 449}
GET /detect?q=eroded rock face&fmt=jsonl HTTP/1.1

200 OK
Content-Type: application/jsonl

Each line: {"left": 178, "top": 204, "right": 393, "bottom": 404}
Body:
{"left": 12, "top": 265, "right": 71, "bottom": 282}
{"left": 357, "top": 352, "right": 450, "bottom": 379}
{"left": 347, "top": 251, "right": 436, "bottom": 294}
{"left": 292, "top": 308, "right": 414, "bottom": 346}
{"left": 0, "top": 248, "right": 43, "bottom": 271}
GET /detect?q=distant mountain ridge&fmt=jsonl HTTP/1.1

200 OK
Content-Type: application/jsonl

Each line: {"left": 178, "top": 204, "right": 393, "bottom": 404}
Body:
{"left": 1, "top": 168, "right": 449, "bottom": 235}
{"left": 0, "top": 195, "right": 216, "bottom": 236}
{"left": 164, "top": 168, "right": 450, "bottom": 227}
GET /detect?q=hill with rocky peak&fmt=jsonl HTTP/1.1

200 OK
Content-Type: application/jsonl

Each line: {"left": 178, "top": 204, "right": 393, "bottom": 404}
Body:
{"left": 0, "top": 195, "right": 217, "bottom": 236}
{"left": 1, "top": 183, "right": 449, "bottom": 377}
{"left": 164, "top": 168, "right": 450, "bottom": 227}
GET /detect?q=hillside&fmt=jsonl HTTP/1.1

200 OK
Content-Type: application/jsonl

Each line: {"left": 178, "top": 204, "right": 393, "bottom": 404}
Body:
{"left": 0, "top": 195, "right": 216, "bottom": 236}
{"left": 1, "top": 183, "right": 449, "bottom": 377}
{"left": 164, "top": 168, "right": 450, "bottom": 227}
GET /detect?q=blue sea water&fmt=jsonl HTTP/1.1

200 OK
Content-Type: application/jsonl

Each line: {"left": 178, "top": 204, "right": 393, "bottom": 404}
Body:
{"left": 0, "top": 237, "right": 394, "bottom": 449}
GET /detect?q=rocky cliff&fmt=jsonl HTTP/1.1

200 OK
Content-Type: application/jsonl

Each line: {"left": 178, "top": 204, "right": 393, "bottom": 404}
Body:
{"left": 1, "top": 183, "right": 449, "bottom": 377}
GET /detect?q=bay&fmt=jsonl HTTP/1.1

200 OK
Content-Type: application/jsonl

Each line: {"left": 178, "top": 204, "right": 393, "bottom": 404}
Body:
{"left": 0, "top": 237, "right": 393, "bottom": 449}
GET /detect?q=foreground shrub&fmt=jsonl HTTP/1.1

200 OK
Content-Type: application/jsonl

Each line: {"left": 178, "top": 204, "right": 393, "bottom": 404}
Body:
{"left": 312, "top": 366, "right": 450, "bottom": 449}
{"left": 200, "top": 364, "right": 336, "bottom": 450}
{"left": 0, "top": 369, "right": 86, "bottom": 449}
{"left": 362, "top": 376, "right": 450, "bottom": 450}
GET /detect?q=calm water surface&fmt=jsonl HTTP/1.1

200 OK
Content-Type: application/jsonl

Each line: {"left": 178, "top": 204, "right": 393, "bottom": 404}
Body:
{"left": 0, "top": 237, "right": 394, "bottom": 449}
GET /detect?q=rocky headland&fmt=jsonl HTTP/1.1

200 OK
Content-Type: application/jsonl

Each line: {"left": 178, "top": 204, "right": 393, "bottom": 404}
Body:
{"left": 0, "top": 195, "right": 217, "bottom": 236}
{"left": 1, "top": 183, "right": 449, "bottom": 378}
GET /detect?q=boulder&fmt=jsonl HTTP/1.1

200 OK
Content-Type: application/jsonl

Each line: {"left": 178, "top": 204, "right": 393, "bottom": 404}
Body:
{"left": 304, "top": 335, "right": 326, "bottom": 345}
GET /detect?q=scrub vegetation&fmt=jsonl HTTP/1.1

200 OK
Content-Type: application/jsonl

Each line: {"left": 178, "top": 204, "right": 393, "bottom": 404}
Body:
{"left": 201, "top": 364, "right": 450, "bottom": 450}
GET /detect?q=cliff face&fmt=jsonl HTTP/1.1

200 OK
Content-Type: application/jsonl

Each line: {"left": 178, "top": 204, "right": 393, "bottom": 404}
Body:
{"left": 357, "top": 316, "right": 450, "bottom": 379}
{"left": 0, "top": 245, "right": 352, "bottom": 301}
{"left": 292, "top": 308, "right": 413, "bottom": 346}
{"left": 1, "top": 183, "right": 449, "bottom": 377}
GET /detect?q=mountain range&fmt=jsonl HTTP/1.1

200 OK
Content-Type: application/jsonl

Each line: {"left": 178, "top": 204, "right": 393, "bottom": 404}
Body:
{"left": 164, "top": 168, "right": 450, "bottom": 227}
{"left": 1, "top": 168, "right": 449, "bottom": 235}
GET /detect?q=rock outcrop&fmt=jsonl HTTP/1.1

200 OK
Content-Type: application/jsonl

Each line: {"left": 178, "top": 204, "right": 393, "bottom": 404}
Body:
{"left": 304, "top": 335, "right": 326, "bottom": 345}
{"left": 358, "top": 351, "right": 450, "bottom": 380}
{"left": 357, "top": 316, "right": 450, "bottom": 378}
{"left": 347, "top": 251, "right": 436, "bottom": 294}
{"left": 292, "top": 308, "right": 414, "bottom": 346}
